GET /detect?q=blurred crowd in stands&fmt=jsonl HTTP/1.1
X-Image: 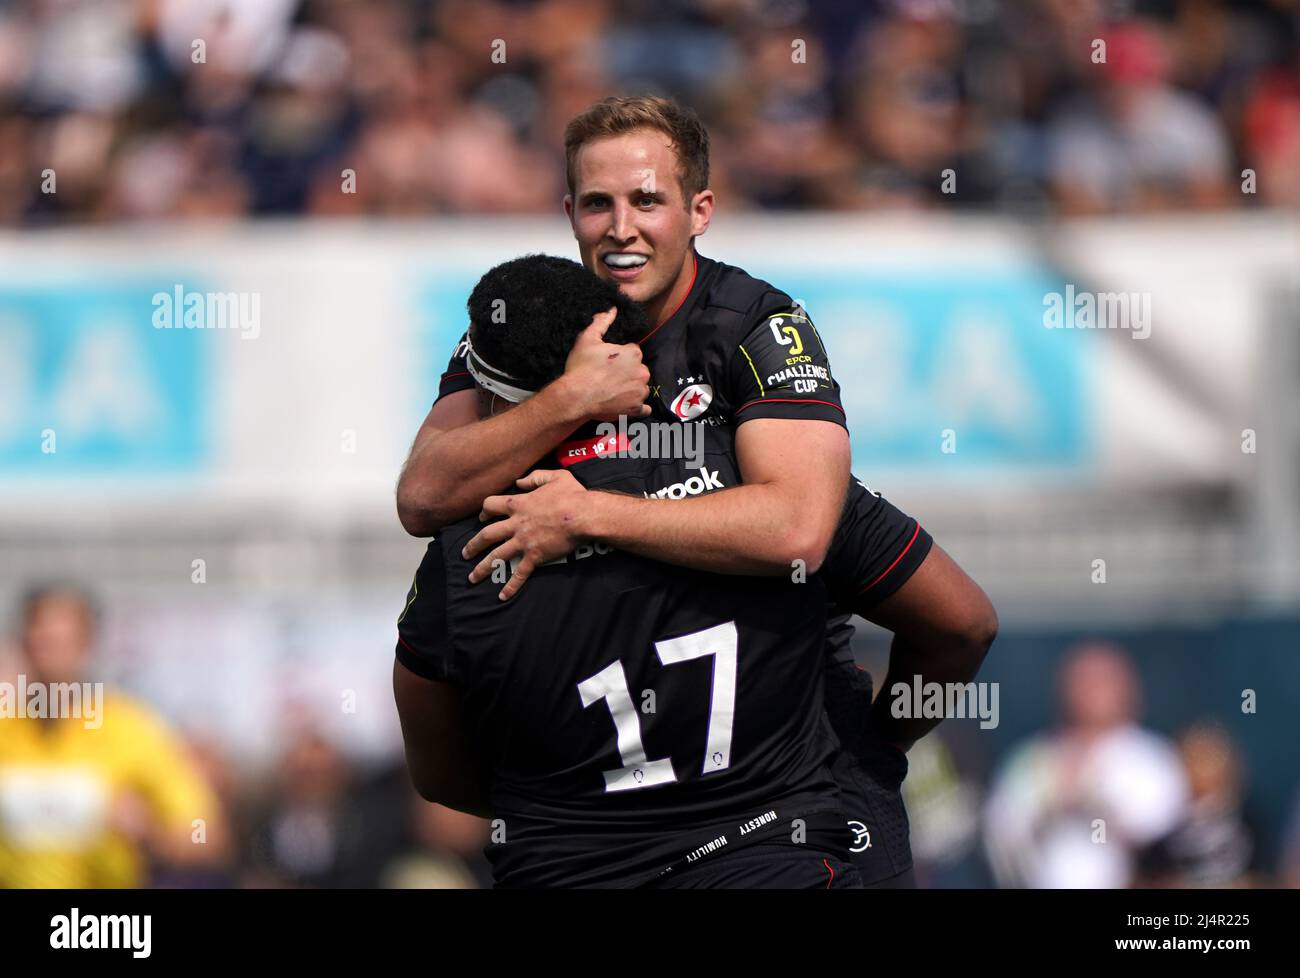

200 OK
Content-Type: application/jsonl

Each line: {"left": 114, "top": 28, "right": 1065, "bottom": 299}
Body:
{"left": 3, "top": 583, "right": 1300, "bottom": 889}
{"left": 1, "top": 0, "right": 1299, "bottom": 226}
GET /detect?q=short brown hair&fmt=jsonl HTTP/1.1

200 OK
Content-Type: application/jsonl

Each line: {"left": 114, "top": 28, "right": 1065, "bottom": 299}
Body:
{"left": 564, "top": 95, "right": 710, "bottom": 204}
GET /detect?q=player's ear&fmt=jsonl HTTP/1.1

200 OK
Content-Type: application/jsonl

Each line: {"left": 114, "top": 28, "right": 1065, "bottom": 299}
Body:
{"left": 690, "top": 189, "right": 714, "bottom": 237}
{"left": 563, "top": 194, "right": 575, "bottom": 225}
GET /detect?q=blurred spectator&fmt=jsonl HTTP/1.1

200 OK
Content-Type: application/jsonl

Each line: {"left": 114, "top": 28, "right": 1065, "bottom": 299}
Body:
{"left": 838, "top": 7, "right": 975, "bottom": 209}
{"left": 1046, "top": 21, "right": 1233, "bottom": 214}
{"left": 900, "top": 729, "right": 991, "bottom": 888}
{"left": 379, "top": 796, "right": 491, "bottom": 889}
{"left": 983, "top": 641, "right": 1189, "bottom": 888}
{"left": 242, "top": 727, "right": 487, "bottom": 888}
{"left": 1134, "top": 723, "right": 1263, "bottom": 887}
{"left": 0, "top": 583, "right": 230, "bottom": 887}
{"left": 245, "top": 726, "right": 368, "bottom": 887}
{"left": 1241, "top": 50, "right": 1300, "bottom": 206}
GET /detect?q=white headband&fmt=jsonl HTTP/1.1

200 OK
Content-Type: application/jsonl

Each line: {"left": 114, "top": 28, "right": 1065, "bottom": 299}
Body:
{"left": 464, "top": 334, "right": 538, "bottom": 404}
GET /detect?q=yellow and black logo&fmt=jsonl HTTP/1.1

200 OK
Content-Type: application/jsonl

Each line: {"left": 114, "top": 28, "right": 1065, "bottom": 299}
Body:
{"left": 768, "top": 317, "right": 804, "bottom": 356}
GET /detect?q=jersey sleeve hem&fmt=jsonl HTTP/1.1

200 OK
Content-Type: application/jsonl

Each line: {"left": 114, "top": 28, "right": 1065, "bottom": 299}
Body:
{"left": 435, "top": 371, "right": 475, "bottom": 403}
{"left": 395, "top": 635, "right": 453, "bottom": 682}
{"left": 855, "top": 522, "right": 933, "bottom": 608}
{"left": 733, "top": 398, "right": 847, "bottom": 427}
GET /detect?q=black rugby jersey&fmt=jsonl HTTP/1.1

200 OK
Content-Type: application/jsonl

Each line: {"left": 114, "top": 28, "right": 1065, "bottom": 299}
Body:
{"left": 549, "top": 422, "right": 932, "bottom": 785}
{"left": 398, "top": 481, "right": 843, "bottom": 888}
{"left": 396, "top": 426, "right": 931, "bottom": 887}
{"left": 434, "top": 251, "right": 846, "bottom": 430}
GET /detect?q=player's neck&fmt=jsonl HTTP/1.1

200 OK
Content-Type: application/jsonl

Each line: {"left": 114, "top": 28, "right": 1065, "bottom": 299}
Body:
{"left": 646, "top": 250, "right": 698, "bottom": 330}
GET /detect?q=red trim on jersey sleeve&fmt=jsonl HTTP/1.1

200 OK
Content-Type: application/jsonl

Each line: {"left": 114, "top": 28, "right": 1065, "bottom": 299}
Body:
{"left": 734, "top": 397, "right": 846, "bottom": 415}
{"left": 860, "top": 522, "right": 922, "bottom": 594}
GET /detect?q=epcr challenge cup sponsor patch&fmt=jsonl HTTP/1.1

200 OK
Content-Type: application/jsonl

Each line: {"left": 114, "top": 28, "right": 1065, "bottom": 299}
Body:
{"left": 669, "top": 383, "right": 713, "bottom": 420}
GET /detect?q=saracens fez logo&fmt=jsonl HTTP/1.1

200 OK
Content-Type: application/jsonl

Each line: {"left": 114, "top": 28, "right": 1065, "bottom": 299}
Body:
{"left": 669, "top": 383, "right": 713, "bottom": 420}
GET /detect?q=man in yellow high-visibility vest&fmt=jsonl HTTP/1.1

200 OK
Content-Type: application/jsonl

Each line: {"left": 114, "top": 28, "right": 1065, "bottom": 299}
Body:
{"left": 0, "top": 585, "right": 228, "bottom": 888}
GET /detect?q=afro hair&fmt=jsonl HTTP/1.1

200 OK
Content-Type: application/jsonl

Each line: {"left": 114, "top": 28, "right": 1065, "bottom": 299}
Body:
{"left": 466, "top": 253, "right": 651, "bottom": 391}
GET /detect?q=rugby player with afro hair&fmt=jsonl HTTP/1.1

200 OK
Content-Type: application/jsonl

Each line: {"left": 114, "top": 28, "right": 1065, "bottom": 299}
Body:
{"left": 465, "top": 254, "right": 650, "bottom": 400}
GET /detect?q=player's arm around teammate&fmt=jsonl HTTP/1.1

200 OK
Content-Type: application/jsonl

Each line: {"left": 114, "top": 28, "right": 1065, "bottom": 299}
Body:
{"left": 463, "top": 420, "right": 848, "bottom": 601}
{"left": 399, "top": 319, "right": 849, "bottom": 595}
{"left": 395, "top": 311, "right": 651, "bottom": 536}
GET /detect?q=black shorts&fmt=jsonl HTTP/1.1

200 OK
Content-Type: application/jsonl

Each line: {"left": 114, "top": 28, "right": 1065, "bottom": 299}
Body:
{"left": 822, "top": 652, "right": 914, "bottom": 885}
{"left": 832, "top": 745, "right": 913, "bottom": 885}
{"left": 646, "top": 811, "right": 861, "bottom": 889}
{"left": 649, "top": 845, "right": 862, "bottom": 889}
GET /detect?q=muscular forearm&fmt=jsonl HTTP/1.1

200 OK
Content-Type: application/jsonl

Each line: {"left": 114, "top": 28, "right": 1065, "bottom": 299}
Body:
{"left": 584, "top": 483, "right": 838, "bottom": 575}
{"left": 397, "top": 381, "right": 586, "bottom": 535}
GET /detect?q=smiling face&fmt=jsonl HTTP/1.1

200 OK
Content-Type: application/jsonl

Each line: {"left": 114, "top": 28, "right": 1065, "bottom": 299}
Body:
{"left": 564, "top": 128, "right": 713, "bottom": 328}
